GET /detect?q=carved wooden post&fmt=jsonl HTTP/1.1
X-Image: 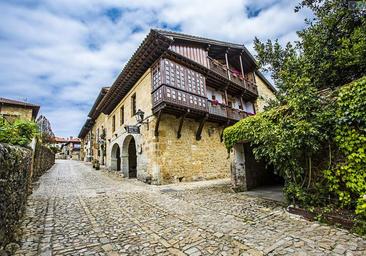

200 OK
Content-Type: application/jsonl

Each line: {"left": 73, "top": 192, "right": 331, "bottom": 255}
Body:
{"left": 239, "top": 53, "right": 247, "bottom": 88}
{"left": 225, "top": 49, "right": 231, "bottom": 80}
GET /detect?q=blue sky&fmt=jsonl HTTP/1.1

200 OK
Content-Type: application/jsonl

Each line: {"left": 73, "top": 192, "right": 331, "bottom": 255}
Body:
{"left": 0, "top": 0, "right": 311, "bottom": 137}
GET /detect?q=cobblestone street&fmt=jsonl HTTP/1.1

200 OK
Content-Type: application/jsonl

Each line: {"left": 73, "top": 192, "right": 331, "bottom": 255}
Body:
{"left": 15, "top": 160, "right": 365, "bottom": 256}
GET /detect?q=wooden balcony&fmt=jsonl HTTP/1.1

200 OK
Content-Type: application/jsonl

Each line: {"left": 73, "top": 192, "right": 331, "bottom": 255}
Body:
{"left": 227, "top": 108, "right": 248, "bottom": 121}
{"left": 152, "top": 58, "right": 251, "bottom": 124}
{"left": 208, "top": 100, "right": 227, "bottom": 118}
{"left": 207, "top": 100, "right": 249, "bottom": 122}
{"left": 152, "top": 85, "right": 208, "bottom": 113}
{"left": 207, "top": 57, "right": 258, "bottom": 95}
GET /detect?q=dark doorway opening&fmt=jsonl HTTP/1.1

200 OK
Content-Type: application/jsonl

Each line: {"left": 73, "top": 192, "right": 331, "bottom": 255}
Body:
{"left": 128, "top": 137, "right": 137, "bottom": 178}
{"left": 243, "top": 143, "right": 284, "bottom": 190}
{"left": 116, "top": 145, "right": 121, "bottom": 171}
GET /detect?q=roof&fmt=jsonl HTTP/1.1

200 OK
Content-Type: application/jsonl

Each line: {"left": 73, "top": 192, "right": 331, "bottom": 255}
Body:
{"left": 88, "top": 87, "right": 110, "bottom": 119}
{"left": 78, "top": 118, "right": 95, "bottom": 139}
{"left": 77, "top": 87, "right": 109, "bottom": 139}
{"left": 0, "top": 97, "right": 40, "bottom": 119}
{"left": 155, "top": 29, "right": 257, "bottom": 64}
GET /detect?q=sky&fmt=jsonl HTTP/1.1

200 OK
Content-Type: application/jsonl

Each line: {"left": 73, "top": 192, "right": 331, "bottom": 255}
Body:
{"left": 0, "top": 0, "right": 312, "bottom": 137}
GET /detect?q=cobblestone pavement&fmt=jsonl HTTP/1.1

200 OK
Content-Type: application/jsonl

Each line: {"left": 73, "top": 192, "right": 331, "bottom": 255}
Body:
{"left": 16, "top": 160, "right": 365, "bottom": 256}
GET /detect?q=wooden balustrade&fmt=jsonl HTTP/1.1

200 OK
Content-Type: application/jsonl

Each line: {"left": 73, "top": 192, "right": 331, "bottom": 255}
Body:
{"left": 207, "top": 57, "right": 258, "bottom": 95}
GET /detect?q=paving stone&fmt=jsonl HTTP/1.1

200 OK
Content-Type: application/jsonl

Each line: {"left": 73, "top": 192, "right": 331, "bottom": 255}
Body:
{"left": 13, "top": 160, "right": 366, "bottom": 255}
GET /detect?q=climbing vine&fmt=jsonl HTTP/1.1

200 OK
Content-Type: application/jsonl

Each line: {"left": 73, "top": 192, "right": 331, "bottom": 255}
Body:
{"left": 324, "top": 78, "right": 366, "bottom": 218}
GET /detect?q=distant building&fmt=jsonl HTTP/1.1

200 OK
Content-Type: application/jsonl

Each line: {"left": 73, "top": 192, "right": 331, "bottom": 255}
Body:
{"left": 53, "top": 137, "right": 81, "bottom": 160}
{"left": 0, "top": 97, "right": 40, "bottom": 122}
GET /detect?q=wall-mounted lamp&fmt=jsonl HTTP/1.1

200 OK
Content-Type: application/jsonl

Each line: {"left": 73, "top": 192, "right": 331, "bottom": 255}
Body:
{"left": 135, "top": 109, "right": 149, "bottom": 130}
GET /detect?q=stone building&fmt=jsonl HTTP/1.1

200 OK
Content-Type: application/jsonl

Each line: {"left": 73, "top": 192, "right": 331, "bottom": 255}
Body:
{"left": 0, "top": 97, "right": 40, "bottom": 122}
{"left": 79, "top": 30, "right": 276, "bottom": 185}
{"left": 61, "top": 137, "right": 81, "bottom": 160}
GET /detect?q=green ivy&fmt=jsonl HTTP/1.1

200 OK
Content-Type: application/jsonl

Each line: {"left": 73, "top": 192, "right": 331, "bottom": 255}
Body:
{"left": 224, "top": 77, "right": 366, "bottom": 234}
{"left": 0, "top": 117, "right": 39, "bottom": 146}
{"left": 324, "top": 78, "right": 366, "bottom": 218}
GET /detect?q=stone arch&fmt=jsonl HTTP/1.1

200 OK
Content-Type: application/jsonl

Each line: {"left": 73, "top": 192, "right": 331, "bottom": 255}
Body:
{"left": 121, "top": 134, "right": 138, "bottom": 178}
{"left": 111, "top": 143, "right": 121, "bottom": 171}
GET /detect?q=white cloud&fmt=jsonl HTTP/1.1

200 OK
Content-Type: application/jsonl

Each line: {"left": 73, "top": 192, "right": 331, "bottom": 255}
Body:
{"left": 0, "top": 0, "right": 312, "bottom": 137}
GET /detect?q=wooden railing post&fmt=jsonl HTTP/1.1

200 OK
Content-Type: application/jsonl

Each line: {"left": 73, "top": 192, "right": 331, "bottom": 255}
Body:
{"left": 225, "top": 49, "right": 231, "bottom": 80}
{"left": 239, "top": 53, "right": 247, "bottom": 89}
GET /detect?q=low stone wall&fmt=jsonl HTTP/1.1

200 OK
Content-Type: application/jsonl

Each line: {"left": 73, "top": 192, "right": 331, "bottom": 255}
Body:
{"left": 32, "top": 143, "right": 55, "bottom": 182}
{"left": 0, "top": 143, "right": 32, "bottom": 251}
{"left": 0, "top": 142, "right": 55, "bottom": 253}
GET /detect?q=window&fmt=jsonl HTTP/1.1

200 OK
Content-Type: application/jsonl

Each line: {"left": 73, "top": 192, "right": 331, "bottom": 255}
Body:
{"left": 131, "top": 93, "right": 136, "bottom": 117}
{"left": 120, "top": 106, "right": 124, "bottom": 126}
{"left": 112, "top": 115, "right": 116, "bottom": 132}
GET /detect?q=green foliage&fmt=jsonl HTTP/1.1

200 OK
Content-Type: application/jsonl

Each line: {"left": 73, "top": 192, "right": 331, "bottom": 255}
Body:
{"left": 0, "top": 117, "right": 39, "bottom": 146}
{"left": 224, "top": 77, "right": 332, "bottom": 185}
{"left": 255, "top": 0, "right": 366, "bottom": 93}
{"left": 225, "top": 0, "right": 366, "bottom": 233}
{"left": 324, "top": 78, "right": 366, "bottom": 218}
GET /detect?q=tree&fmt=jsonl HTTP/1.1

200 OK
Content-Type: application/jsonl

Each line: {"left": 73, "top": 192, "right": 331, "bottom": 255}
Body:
{"left": 254, "top": 0, "right": 366, "bottom": 94}
{"left": 224, "top": 0, "right": 366, "bottom": 233}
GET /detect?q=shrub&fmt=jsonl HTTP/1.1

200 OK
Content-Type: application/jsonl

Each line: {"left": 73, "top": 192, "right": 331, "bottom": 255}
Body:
{"left": 0, "top": 117, "right": 39, "bottom": 146}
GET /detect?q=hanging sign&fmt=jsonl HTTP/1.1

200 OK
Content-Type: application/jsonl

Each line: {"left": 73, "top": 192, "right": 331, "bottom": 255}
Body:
{"left": 125, "top": 125, "right": 140, "bottom": 134}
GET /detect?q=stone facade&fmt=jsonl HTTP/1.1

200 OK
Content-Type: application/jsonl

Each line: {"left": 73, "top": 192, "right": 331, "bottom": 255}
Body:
{"left": 155, "top": 114, "right": 231, "bottom": 184}
{"left": 91, "top": 113, "right": 108, "bottom": 164}
{"left": 0, "top": 105, "right": 33, "bottom": 121}
{"left": 106, "top": 69, "right": 156, "bottom": 181}
{"left": 255, "top": 73, "right": 276, "bottom": 112}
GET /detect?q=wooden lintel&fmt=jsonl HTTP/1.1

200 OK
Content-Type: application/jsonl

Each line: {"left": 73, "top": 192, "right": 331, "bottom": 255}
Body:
{"left": 154, "top": 110, "right": 162, "bottom": 137}
{"left": 177, "top": 110, "right": 190, "bottom": 139}
{"left": 196, "top": 114, "right": 208, "bottom": 141}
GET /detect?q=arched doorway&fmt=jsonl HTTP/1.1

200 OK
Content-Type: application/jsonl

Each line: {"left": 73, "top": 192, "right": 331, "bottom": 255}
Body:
{"left": 111, "top": 143, "right": 121, "bottom": 171}
{"left": 128, "top": 137, "right": 137, "bottom": 178}
{"left": 121, "top": 135, "right": 138, "bottom": 178}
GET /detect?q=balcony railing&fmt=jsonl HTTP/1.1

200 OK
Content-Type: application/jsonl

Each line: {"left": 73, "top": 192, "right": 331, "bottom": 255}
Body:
{"left": 208, "top": 100, "right": 227, "bottom": 118}
{"left": 208, "top": 100, "right": 249, "bottom": 121}
{"left": 227, "top": 108, "right": 248, "bottom": 121}
{"left": 207, "top": 57, "right": 258, "bottom": 95}
{"left": 152, "top": 85, "right": 208, "bottom": 112}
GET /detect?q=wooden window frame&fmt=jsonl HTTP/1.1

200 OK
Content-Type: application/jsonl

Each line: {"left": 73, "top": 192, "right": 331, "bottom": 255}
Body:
{"left": 131, "top": 93, "right": 136, "bottom": 117}
{"left": 120, "top": 105, "right": 124, "bottom": 126}
{"left": 112, "top": 115, "right": 116, "bottom": 132}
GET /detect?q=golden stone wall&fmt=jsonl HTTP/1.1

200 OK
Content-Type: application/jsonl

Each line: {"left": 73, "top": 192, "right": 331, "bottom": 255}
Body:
{"left": 106, "top": 69, "right": 157, "bottom": 176}
{"left": 0, "top": 106, "right": 33, "bottom": 121}
{"left": 254, "top": 74, "right": 276, "bottom": 112}
{"left": 92, "top": 113, "right": 108, "bottom": 163}
{"left": 154, "top": 114, "right": 231, "bottom": 184}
